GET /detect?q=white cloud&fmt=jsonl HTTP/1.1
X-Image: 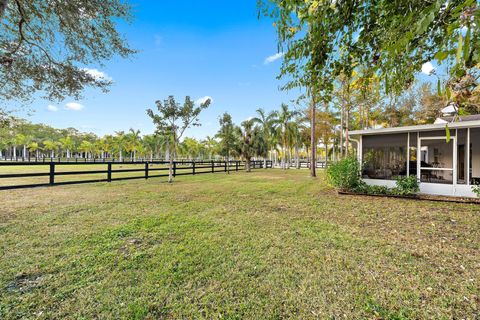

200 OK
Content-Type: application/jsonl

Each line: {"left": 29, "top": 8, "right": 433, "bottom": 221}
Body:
{"left": 65, "top": 102, "right": 84, "bottom": 111}
{"left": 83, "top": 68, "right": 112, "bottom": 81}
{"left": 421, "top": 62, "right": 435, "bottom": 75}
{"left": 264, "top": 52, "right": 284, "bottom": 64}
{"left": 195, "top": 96, "right": 213, "bottom": 106}
{"left": 47, "top": 104, "right": 58, "bottom": 112}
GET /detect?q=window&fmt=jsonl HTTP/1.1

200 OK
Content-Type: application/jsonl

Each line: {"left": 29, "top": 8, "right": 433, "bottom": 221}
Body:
{"left": 419, "top": 137, "right": 454, "bottom": 184}
{"left": 457, "top": 129, "right": 467, "bottom": 185}
{"left": 362, "top": 134, "right": 408, "bottom": 180}
{"left": 409, "top": 132, "right": 418, "bottom": 177}
{"left": 471, "top": 128, "right": 480, "bottom": 185}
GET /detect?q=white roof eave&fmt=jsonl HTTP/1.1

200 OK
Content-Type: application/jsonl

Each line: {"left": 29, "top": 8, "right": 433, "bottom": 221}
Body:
{"left": 350, "top": 120, "right": 480, "bottom": 136}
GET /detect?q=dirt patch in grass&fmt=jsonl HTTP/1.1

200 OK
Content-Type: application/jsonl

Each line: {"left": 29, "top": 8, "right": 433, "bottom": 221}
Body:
{"left": 6, "top": 270, "right": 49, "bottom": 293}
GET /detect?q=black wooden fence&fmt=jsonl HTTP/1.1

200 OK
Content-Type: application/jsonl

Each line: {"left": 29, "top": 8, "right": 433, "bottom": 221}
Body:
{"left": 285, "top": 161, "right": 328, "bottom": 169}
{"left": 0, "top": 160, "right": 272, "bottom": 190}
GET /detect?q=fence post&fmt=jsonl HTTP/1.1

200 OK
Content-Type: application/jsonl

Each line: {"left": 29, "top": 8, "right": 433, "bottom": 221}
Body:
{"left": 173, "top": 161, "right": 177, "bottom": 177}
{"left": 49, "top": 163, "right": 55, "bottom": 185}
{"left": 145, "top": 162, "right": 149, "bottom": 179}
{"left": 224, "top": 161, "right": 227, "bottom": 172}
{"left": 107, "top": 163, "right": 112, "bottom": 182}
{"left": 236, "top": 161, "right": 239, "bottom": 171}
{"left": 192, "top": 161, "right": 196, "bottom": 175}
{"left": 211, "top": 160, "right": 214, "bottom": 173}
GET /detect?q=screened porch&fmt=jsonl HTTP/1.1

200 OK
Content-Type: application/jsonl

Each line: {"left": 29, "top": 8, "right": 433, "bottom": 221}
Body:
{"left": 353, "top": 124, "right": 480, "bottom": 197}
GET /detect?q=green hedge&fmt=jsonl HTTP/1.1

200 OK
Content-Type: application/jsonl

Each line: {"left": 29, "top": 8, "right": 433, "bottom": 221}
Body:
{"left": 327, "top": 157, "right": 419, "bottom": 197}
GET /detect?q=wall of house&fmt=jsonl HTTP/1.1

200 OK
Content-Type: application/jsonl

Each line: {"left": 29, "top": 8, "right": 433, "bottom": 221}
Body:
{"left": 359, "top": 126, "right": 480, "bottom": 198}
{"left": 472, "top": 128, "right": 480, "bottom": 179}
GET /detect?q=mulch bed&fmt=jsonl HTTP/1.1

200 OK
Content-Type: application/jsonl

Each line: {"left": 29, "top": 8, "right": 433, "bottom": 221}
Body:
{"left": 338, "top": 190, "right": 480, "bottom": 204}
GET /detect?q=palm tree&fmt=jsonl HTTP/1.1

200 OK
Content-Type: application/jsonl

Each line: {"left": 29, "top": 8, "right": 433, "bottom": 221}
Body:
{"left": 271, "top": 104, "right": 300, "bottom": 169}
{"left": 103, "top": 135, "right": 116, "bottom": 159}
{"left": 121, "top": 129, "right": 141, "bottom": 161}
{"left": 142, "top": 135, "right": 155, "bottom": 161}
{"left": 114, "top": 131, "right": 126, "bottom": 161}
{"left": 237, "top": 119, "right": 266, "bottom": 172}
{"left": 288, "top": 121, "right": 304, "bottom": 169}
{"left": 58, "top": 136, "right": 74, "bottom": 159}
{"left": 27, "top": 141, "right": 40, "bottom": 159}
{"left": 127, "top": 128, "right": 141, "bottom": 161}
{"left": 78, "top": 140, "right": 93, "bottom": 159}
{"left": 252, "top": 108, "right": 275, "bottom": 168}
{"left": 180, "top": 137, "right": 201, "bottom": 160}
{"left": 14, "top": 133, "right": 28, "bottom": 159}
{"left": 202, "top": 136, "right": 217, "bottom": 160}
{"left": 317, "top": 105, "right": 338, "bottom": 167}
{"left": 43, "top": 140, "right": 58, "bottom": 158}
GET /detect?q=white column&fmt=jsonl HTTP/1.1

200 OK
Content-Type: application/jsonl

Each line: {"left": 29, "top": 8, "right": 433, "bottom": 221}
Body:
{"left": 407, "top": 132, "right": 410, "bottom": 177}
{"left": 467, "top": 128, "right": 471, "bottom": 185}
{"left": 453, "top": 130, "right": 458, "bottom": 191}
{"left": 417, "top": 132, "right": 421, "bottom": 179}
{"left": 358, "top": 135, "right": 363, "bottom": 164}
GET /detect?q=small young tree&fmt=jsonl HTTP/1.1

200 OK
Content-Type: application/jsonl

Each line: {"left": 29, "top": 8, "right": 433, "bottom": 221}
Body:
{"left": 147, "top": 96, "right": 211, "bottom": 183}
{"left": 216, "top": 112, "right": 237, "bottom": 174}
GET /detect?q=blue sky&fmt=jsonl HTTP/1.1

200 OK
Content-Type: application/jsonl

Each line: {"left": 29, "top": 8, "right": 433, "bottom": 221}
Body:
{"left": 24, "top": 0, "right": 300, "bottom": 139}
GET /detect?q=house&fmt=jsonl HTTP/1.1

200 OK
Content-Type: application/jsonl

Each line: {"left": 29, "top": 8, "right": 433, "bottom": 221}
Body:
{"left": 350, "top": 119, "right": 480, "bottom": 198}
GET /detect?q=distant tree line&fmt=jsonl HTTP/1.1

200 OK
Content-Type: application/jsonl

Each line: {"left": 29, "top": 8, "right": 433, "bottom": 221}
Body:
{"left": 0, "top": 84, "right": 456, "bottom": 169}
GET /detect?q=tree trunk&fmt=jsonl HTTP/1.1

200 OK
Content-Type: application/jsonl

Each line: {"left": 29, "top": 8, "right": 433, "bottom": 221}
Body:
{"left": 165, "top": 142, "right": 170, "bottom": 161}
{"left": 13, "top": 145, "right": 16, "bottom": 160}
{"left": 310, "top": 92, "right": 317, "bottom": 177}
{"left": 168, "top": 156, "right": 174, "bottom": 183}
{"left": 340, "top": 104, "right": 344, "bottom": 157}
{"left": 168, "top": 142, "right": 174, "bottom": 183}
{"left": 345, "top": 107, "right": 350, "bottom": 156}
{"left": 227, "top": 150, "right": 230, "bottom": 174}
{"left": 295, "top": 146, "right": 300, "bottom": 169}
{"left": 325, "top": 143, "right": 328, "bottom": 167}
{"left": 246, "top": 157, "right": 251, "bottom": 172}
{"left": 288, "top": 148, "right": 292, "bottom": 169}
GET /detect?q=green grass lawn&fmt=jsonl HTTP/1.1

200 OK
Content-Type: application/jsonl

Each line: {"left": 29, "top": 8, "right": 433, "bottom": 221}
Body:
{"left": 0, "top": 169, "right": 479, "bottom": 319}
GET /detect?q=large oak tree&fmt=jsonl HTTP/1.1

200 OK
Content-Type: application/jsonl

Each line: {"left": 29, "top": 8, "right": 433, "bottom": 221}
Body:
{"left": 0, "top": 0, "right": 135, "bottom": 107}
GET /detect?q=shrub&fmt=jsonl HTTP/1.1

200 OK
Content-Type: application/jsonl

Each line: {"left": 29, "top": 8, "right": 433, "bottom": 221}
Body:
{"left": 393, "top": 176, "right": 419, "bottom": 196}
{"left": 326, "top": 156, "right": 363, "bottom": 192}
{"left": 355, "top": 183, "right": 391, "bottom": 195}
{"left": 472, "top": 183, "right": 480, "bottom": 198}
{"left": 366, "top": 185, "right": 391, "bottom": 195}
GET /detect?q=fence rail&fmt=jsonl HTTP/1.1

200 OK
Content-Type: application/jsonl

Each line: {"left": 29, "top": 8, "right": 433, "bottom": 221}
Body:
{"left": 0, "top": 156, "right": 225, "bottom": 163}
{"left": 0, "top": 160, "right": 272, "bottom": 190}
{"left": 280, "top": 161, "right": 328, "bottom": 169}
